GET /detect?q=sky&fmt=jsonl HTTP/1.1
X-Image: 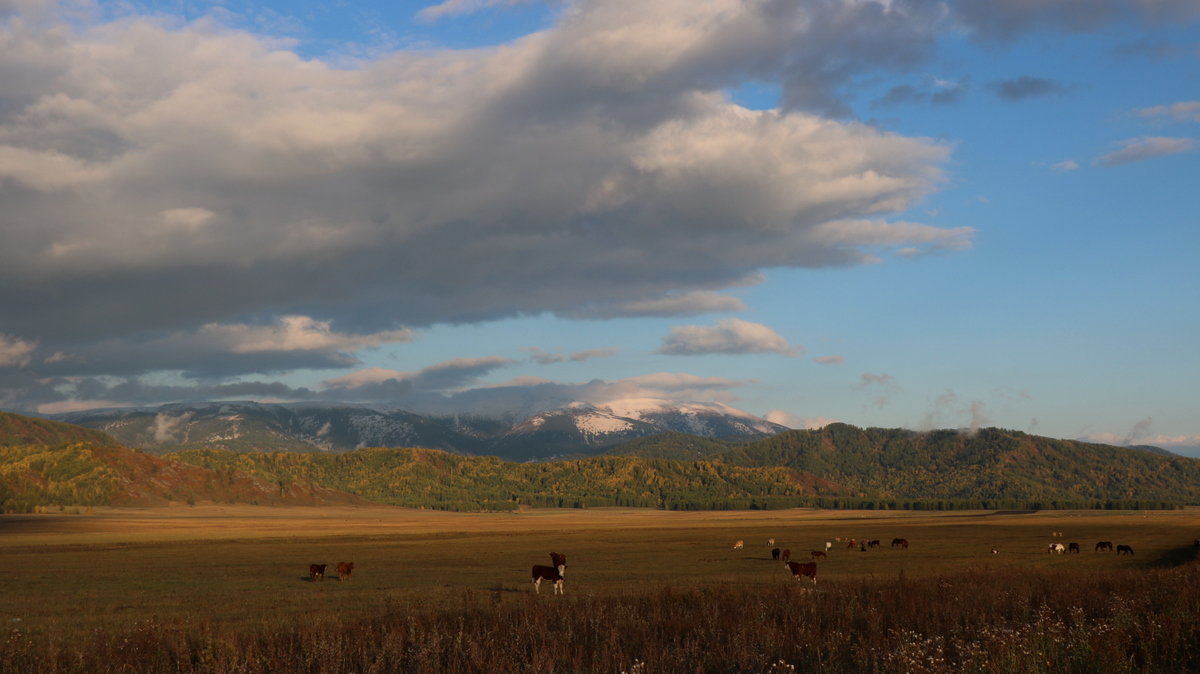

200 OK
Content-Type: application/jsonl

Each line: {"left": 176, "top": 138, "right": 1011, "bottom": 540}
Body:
{"left": 1, "top": 0, "right": 1198, "bottom": 452}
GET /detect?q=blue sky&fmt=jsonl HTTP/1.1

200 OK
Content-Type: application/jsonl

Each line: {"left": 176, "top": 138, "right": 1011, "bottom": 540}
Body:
{"left": 1, "top": 0, "right": 1197, "bottom": 452}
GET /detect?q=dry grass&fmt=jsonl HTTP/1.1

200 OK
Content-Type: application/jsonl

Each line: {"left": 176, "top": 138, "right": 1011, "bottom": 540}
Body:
{"left": 3, "top": 507, "right": 1200, "bottom": 672}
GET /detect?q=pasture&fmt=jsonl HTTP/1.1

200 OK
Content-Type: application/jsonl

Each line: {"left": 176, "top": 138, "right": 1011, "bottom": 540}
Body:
{"left": 3, "top": 506, "right": 1200, "bottom": 672}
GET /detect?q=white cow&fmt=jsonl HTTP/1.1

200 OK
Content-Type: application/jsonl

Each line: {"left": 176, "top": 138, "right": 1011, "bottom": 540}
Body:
{"left": 1047, "top": 543, "right": 1066, "bottom": 554}
{"left": 824, "top": 541, "right": 833, "bottom": 552}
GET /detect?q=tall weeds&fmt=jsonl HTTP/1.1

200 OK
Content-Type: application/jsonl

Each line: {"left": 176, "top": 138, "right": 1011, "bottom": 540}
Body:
{"left": 6, "top": 565, "right": 1200, "bottom": 673}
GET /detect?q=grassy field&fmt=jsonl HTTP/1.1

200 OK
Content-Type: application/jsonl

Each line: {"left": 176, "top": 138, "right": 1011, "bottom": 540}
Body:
{"left": 3, "top": 506, "right": 1199, "bottom": 672}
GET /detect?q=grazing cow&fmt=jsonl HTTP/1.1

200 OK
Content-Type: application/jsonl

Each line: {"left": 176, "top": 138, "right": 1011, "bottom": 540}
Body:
{"left": 781, "top": 549, "right": 791, "bottom": 564}
{"left": 1048, "top": 543, "right": 1065, "bottom": 554}
{"left": 810, "top": 550, "right": 827, "bottom": 560}
{"left": 733, "top": 540, "right": 744, "bottom": 550}
{"left": 550, "top": 551, "right": 567, "bottom": 573}
{"left": 309, "top": 564, "right": 326, "bottom": 582}
{"left": 1095, "top": 541, "right": 1114, "bottom": 552}
{"left": 891, "top": 538, "right": 909, "bottom": 549}
{"left": 991, "top": 548, "right": 999, "bottom": 555}
{"left": 531, "top": 565, "right": 564, "bottom": 594}
{"left": 768, "top": 538, "right": 775, "bottom": 547}
{"left": 824, "top": 541, "right": 833, "bottom": 552}
{"left": 772, "top": 548, "right": 781, "bottom": 561}
{"left": 785, "top": 561, "right": 818, "bottom": 585}
{"left": 1067, "top": 543, "right": 1080, "bottom": 554}
{"left": 1116, "top": 545, "right": 1134, "bottom": 555}
{"left": 868, "top": 540, "right": 881, "bottom": 548}
{"left": 336, "top": 561, "right": 354, "bottom": 581}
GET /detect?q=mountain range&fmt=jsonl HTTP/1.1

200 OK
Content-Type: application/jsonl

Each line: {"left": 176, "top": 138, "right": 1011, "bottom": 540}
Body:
{"left": 3, "top": 406, "right": 1198, "bottom": 514}
{"left": 52, "top": 400, "right": 788, "bottom": 461}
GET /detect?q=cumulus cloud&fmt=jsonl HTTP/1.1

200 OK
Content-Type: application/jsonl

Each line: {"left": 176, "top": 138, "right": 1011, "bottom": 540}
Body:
{"left": 1095, "top": 136, "right": 1197, "bottom": 166}
{"left": 657, "top": 319, "right": 800, "bottom": 356}
{"left": 0, "top": 0, "right": 1176, "bottom": 412}
{"left": 0, "top": 333, "right": 37, "bottom": 368}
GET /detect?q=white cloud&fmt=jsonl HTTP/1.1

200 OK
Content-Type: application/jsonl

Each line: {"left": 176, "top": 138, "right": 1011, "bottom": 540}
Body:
{"left": 324, "top": 356, "right": 514, "bottom": 393}
{"left": 1136, "top": 101, "right": 1200, "bottom": 122}
{"left": 1051, "top": 160, "right": 1080, "bottom": 172}
{"left": 199, "top": 316, "right": 414, "bottom": 355}
{"left": 813, "top": 355, "right": 845, "bottom": 365}
{"left": 416, "top": 0, "right": 533, "bottom": 22}
{"left": 657, "top": 318, "right": 800, "bottom": 356}
{"left": 0, "top": 334, "right": 37, "bottom": 368}
{"left": 1095, "top": 136, "right": 1197, "bottom": 166}
{"left": 766, "top": 410, "right": 837, "bottom": 430}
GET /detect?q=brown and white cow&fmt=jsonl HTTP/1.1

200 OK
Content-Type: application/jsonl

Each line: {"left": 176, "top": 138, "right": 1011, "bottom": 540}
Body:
{"left": 781, "top": 548, "right": 791, "bottom": 564}
{"left": 309, "top": 563, "right": 326, "bottom": 582}
{"left": 785, "top": 561, "right": 817, "bottom": 585}
{"left": 532, "top": 564, "right": 564, "bottom": 594}
{"left": 550, "top": 551, "right": 567, "bottom": 574}
{"left": 1048, "top": 543, "right": 1065, "bottom": 554}
{"left": 336, "top": 561, "right": 354, "bottom": 581}
{"left": 733, "top": 540, "right": 744, "bottom": 550}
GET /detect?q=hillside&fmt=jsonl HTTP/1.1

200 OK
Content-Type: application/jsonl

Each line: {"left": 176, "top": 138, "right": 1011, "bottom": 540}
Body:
{"left": 0, "top": 412, "right": 117, "bottom": 447}
{"left": 713, "top": 423, "right": 1200, "bottom": 505}
{"left": 170, "top": 447, "right": 840, "bottom": 511}
{"left": 0, "top": 411, "right": 367, "bottom": 512}
{"left": 5, "top": 411, "right": 1198, "bottom": 512}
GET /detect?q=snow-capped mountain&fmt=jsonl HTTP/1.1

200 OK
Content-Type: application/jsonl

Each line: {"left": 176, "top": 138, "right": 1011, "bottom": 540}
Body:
{"left": 53, "top": 399, "right": 788, "bottom": 461}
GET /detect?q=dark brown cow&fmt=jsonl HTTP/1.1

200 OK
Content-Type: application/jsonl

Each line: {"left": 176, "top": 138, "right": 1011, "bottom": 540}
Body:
{"left": 891, "top": 538, "right": 909, "bottom": 549}
{"left": 810, "top": 550, "right": 827, "bottom": 560}
{"left": 781, "top": 549, "right": 791, "bottom": 564}
{"left": 1067, "top": 543, "right": 1080, "bottom": 554}
{"left": 1116, "top": 544, "right": 1134, "bottom": 555}
{"left": 1095, "top": 541, "right": 1114, "bottom": 552}
{"left": 785, "top": 561, "right": 817, "bottom": 585}
{"left": 868, "top": 539, "right": 881, "bottom": 548}
{"left": 336, "top": 561, "right": 354, "bottom": 581}
{"left": 532, "top": 564, "right": 564, "bottom": 594}
{"left": 771, "top": 548, "right": 781, "bottom": 561}
{"left": 309, "top": 563, "right": 326, "bottom": 582}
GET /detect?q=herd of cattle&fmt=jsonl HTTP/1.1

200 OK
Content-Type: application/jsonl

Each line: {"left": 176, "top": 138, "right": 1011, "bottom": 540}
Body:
{"left": 737, "top": 536, "right": 912, "bottom": 586}
{"left": 306, "top": 531, "right": 1156, "bottom": 592}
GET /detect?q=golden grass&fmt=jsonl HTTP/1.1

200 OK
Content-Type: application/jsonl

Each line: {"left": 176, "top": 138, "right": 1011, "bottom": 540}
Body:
{"left": 2, "top": 506, "right": 1197, "bottom": 638}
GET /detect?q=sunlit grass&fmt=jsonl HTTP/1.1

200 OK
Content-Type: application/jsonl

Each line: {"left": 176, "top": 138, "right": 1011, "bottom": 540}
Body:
{"left": 3, "top": 507, "right": 1199, "bottom": 671}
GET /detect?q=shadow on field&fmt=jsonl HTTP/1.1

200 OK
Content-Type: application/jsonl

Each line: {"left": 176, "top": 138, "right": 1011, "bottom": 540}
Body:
{"left": 1150, "top": 545, "right": 1200, "bottom": 568}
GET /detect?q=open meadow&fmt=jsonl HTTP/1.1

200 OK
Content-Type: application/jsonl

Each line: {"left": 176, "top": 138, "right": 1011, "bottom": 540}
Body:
{"left": 3, "top": 506, "right": 1200, "bottom": 673}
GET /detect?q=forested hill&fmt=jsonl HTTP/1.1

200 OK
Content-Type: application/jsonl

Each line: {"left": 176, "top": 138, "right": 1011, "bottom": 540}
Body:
{"left": 4, "top": 410, "right": 1199, "bottom": 512}
{"left": 0, "top": 411, "right": 116, "bottom": 447}
{"left": 614, "top": 423, "right": 1200, "bottom": 505}
{"left": 0, "top": 411, "right": 367, "bottom": 512}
